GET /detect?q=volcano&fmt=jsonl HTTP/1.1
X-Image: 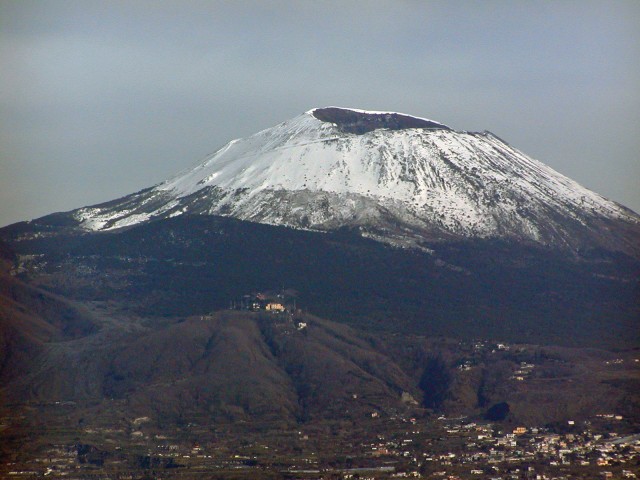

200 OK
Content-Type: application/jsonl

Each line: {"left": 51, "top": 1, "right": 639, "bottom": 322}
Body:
{"left": 54, "top": 106, "right": 640, "bottom": 256}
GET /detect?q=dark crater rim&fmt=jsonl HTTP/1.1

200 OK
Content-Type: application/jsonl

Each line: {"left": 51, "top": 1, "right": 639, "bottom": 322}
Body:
{"left": 311, "top": 107, "right": 451, "bottom": 134}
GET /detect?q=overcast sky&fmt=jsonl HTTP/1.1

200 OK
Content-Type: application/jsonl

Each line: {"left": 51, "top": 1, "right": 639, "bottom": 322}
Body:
{"left": 1, "top": 0, "right": 639, "bottom": 227}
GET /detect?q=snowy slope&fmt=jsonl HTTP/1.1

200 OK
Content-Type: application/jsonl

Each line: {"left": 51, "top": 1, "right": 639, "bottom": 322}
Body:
{"left": 72, "top": 107, "right": 640, "bottom": 254}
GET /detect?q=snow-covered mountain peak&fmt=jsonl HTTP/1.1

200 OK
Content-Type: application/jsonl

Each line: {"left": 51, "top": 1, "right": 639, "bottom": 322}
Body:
{"left": 70, "top": 107, "right": 639, "bottom": 256}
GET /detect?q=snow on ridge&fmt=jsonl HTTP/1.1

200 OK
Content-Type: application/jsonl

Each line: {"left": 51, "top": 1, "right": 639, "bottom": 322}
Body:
{"left": 151, "top": 115, "right": 635, "bottom": 227}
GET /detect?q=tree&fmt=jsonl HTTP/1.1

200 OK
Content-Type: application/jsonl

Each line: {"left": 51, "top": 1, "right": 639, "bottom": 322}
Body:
{"left": 485, "top": 402, "right": 510, "bottom": 421}
{"left": 418, "top": 355, "right": 451, "bottom": 409}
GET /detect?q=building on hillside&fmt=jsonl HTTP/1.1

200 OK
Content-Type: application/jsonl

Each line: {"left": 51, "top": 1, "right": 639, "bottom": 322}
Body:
{"left": 230, "top": 290, "right": 297, "bottom": 313}
{"left": 265, "top": 302, "right": 285, "bottom": 313}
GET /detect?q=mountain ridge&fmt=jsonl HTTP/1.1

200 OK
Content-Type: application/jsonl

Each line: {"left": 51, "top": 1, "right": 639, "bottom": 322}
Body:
{"left": 24, "top": 106, "right": 635, "bottom": 257}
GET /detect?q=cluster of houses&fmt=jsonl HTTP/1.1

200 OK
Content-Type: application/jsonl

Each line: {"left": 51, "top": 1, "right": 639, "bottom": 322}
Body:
{"left": 8, "top": 411, "right": 636, "bottom": 479}
{"left": 356, "top": 413, "right": 638, "bottom": 479}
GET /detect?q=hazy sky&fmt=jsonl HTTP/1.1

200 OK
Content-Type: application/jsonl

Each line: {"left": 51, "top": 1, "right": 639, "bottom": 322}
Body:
{"left": 1, "top": 1, "right": 639, "bottom": 227}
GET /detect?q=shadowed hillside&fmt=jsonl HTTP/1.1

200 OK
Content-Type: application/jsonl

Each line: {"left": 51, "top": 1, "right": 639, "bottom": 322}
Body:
{"left": 2, "top": 214, "right": 638, "bottom": 347}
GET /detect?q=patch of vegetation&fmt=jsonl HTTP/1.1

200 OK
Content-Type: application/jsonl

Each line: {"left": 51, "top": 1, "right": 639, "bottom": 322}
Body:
{"left": 418, "top": 356, "right": 451, "bottom": 410}
{"left": 485, "top": 402, "right": 510, "bottom": 421}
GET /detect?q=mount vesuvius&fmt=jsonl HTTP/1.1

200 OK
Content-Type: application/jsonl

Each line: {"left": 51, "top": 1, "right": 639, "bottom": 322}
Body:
{"left": 21, "top": 106, "right": 640, "bottom": 257}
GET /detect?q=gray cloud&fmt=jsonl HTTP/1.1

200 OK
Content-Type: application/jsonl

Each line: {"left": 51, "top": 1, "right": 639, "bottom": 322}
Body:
{"left": 1, "top": 0, "right": 639, "bottom": 227}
